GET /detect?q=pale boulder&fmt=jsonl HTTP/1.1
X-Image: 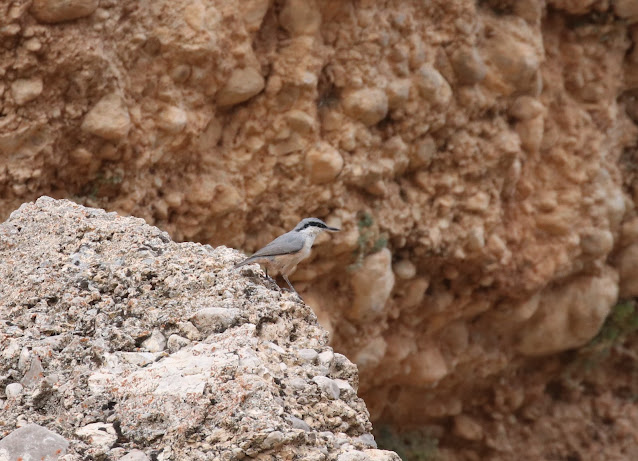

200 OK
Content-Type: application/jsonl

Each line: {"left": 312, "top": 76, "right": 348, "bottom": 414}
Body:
{"left": 216, "top": 67, "right": 265, "bottom": 107}
{"left": 342, "top": 88, "right": 389, "bottom": 126}
{"left": 348, "top": 248, "right": 395, "bottom": 320}
{"left": 305, "top": 142, "right": 344, "bottom": 184}
{"left": 11, "top": 78, "right": 43, "bottom": 105}
{"left": 516, "top": 268, "right": 619, "bottom": 356}
{"left": 81, "top": 93, "right": 131, "bottom": 141}
{"left": 30, "top": 0, "right": 98, "bottom": 23}
{"left": 279, "top": 0, "right": 321, "bottom": 36}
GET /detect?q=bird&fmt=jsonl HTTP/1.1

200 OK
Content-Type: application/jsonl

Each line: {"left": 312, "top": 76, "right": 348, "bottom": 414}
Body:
{"left": 235, "top": 217, "right": 340, "bottom": 295}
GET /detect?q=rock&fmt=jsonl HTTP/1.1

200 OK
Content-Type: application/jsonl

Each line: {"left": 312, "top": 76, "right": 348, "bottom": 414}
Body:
{"left": 76, "top": 423, "right": 117, "bottom": 450}
{"left": 30, "top": 0, "right": 98, "bottom": 23}
{"left": 5, "top": 382, "right": 24, "bottom": 398}
{"left": 613, "top": 0, "right": 638, "bottom": 21}
{"left": 393, "top": 259, "right": 416, "bottom": 280}
{"left": 280, "top": 0, "right": 321, "bottom": 36}
{"left": 298, "top": 348, "right": 319, "bottom": 363}
{"left": 167, "top": 334, "right": 191, "bottom": 353}
{"left": 312, "top": 376, "right": 341, "bottom": 400}
{"left": 404, "top": 345, "right": 448, "bottom": 384}
{"left": 509, "top": 96, "right": 544, "bottom": 120}
{"left": 451, "top": 47, "right": 487, "bottom": 85}
{"left": 0, "top": 424, "right": 68, "bottom": 460}
{"left": 618, "top": 243, "right": 638, "bottom": 298}
{"left": 414, "top": 63, "right": 452, "bottom": 106}
{"left": 454, "top": 414, "right": 484, "bottom": 441}
{"left": 305, "top": 142, "right": 344, "bottom": 184}
{"left": 517, "top": 268, "right": 619, "bottom": 356}
{"left": 0, "top": 198, "right": 393, "bottom": 459}
{"left": 386, "top": 79, "right": 412, "bottom": 109}
{"left": 485, "top": 28, "right": 540, "bottom": 94}
{"left": 342, "top": 88, "right": 389, "bottom": 126}
{"left": 81, "top": 93, "right": 131, "bottom": 141}
{"left": 21, "top": 356, "right": 44, "bottom": 387}
{"left": 580, "top": 228, "right": 614, "bottom": 257}
{"left": 318, "top": 349, "right": 334, "bottom": 365}
{"left": 11, "top": 78, "right": 43, "bottom": 105}
{"left": 142, "top": 329, "right": 167, "bottom": 352}
{"left": 216, "top": 67, "right": 265, "bottom": 107}
{"left": 242, "top": 0, "right": 270, "bottom": 31}
{"left": 349, "top": 248, "right": 395, "bottom": 320}
{"left": 190, "top": 307, "right": 240, "bottom": 335}
{"left": 120, "top": 449, "right": 150, "bottom": 461}
{"left": 364, "top": 450, "right": 402, "bottom": 461}
{"left": 157, "top": 106, "right": 187, "bottom": 133}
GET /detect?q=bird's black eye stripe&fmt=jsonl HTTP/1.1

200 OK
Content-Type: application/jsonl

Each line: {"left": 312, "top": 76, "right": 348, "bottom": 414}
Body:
{"left": 300, "top": 221, "right": 327, "bottom": 230}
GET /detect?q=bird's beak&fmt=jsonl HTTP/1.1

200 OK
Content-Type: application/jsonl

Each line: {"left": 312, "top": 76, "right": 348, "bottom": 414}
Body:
{"left": 327, "top": 226, "right": 340, "bottom": 232}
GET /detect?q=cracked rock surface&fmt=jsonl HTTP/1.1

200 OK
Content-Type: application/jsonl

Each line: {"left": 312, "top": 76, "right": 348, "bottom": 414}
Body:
{"left": 0, "top": 197, "right": 399, "bottom": 461}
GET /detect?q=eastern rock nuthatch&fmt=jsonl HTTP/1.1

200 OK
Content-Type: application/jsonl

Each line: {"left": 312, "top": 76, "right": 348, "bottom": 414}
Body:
{"left": 235, "top": 217, "right": 340, "bottom": 295}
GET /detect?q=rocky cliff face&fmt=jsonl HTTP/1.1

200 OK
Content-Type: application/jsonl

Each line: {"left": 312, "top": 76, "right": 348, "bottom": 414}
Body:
{"left": 0, "top": 197, "right": 399, "bottom": 460}
{"left": 2, "top": 0, "right": 638, "bottom": 458}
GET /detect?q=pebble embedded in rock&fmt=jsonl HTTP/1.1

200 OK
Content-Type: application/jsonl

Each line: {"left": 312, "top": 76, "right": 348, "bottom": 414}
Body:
{"left": 5, "top": 382, "right": 23, "bottom": 398}
{"left": 30, "top": 0, "right": 98, "bottom": 23}
{"left": 167, "top": 334, "right": 191, "bottom": 353}
{"left": 305, "top": 142, "right": 344, "bottom": 184}
{"left": 81, "top": 93, "right": 131, "bottom": 141}
{"left": 120, "top": 449, "right": 150, "bottom": 461}
{"left": 279, "top": 0, "right": 321, "bottom": 36}
{"left": 298, "top": 348, "right": 319, "bottom": 363}
{"left": 392, "top": 259, "right": 416, "bottom": 280}
{"left": 342, "top": 88, "right": 389, "bottom": 126}
{"left": 414, "top": 63, "right": 452, "bottom": 106}
{"left": 142, "top": 329, "right": 167, "bottom": 352}
{"left": 349, "top": 248, "right": 395, "bottom": 321}
{"left": 157, "top": 106, "right": 187, "bottom": 133}
{"left": 11, "top": 78, "right": 43, "bottom": 105}
{"left": 76, "top": 422, "right": 118, "bottom": 450}
{"left": 190, "top": 307, "right": 240, "bottom": 335}
{"left": 216, "top": 67, "right": 265, "bottom": 107}
{"left": 312, "top": 376, "right": 340, "bottom": 400}
{"left": 451, "top": 47, "right": 486, "bottom": 85}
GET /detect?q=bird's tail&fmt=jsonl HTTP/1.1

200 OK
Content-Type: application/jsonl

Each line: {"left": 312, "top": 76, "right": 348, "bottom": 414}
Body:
{"left": 234, "top": 257, "right": 253, "bottom": 269}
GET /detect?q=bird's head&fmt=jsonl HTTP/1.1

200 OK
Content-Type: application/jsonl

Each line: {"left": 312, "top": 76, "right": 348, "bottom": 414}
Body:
{"left": 293, "top": 217, "right": 340, "bottom": 236}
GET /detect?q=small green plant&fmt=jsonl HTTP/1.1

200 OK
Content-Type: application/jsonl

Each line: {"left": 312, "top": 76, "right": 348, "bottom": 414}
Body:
{"left": 347, "top": 211, "right": 388, "bottom": 271}
{"left": 375, "top": 425, "right": 439, "bottom": 461}
{"left": 563, "top": 301, "right": 638, "bottom": 379}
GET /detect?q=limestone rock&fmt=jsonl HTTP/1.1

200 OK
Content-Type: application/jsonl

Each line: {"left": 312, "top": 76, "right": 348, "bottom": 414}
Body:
{"left": 216, "top": 67, "right": 265, "bottom": 107}
{"left": 141, "top": 329, "right": 167, "bottom": 352}
{"left": 305, "top": 142, "right": 344, "bottom": 184}
{"left": 0, "top": 198, "right": 392, "bottom": 460}
{"left": 11, "top": 78, "right": 43, "bottom": 105}
{"left": 120, "top": 450, "right": 150, "bottom": 461}
{"left": 30, "top": 0, "right": 98, "bottom": 23}
{"left": 81, "top": 93, "right": 131, "bottom": 141}
{"left": 76, "top": 423, "right": 117, "bottom": 450}
{"left": 342, "top": 88, "right": 389, "bottom": 126}
{"left": 0, "top": 424, "right": 68, "bottom": 460}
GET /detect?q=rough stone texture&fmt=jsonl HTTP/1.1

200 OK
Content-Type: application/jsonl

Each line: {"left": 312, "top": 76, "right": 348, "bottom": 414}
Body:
{"left": 2, "top": 1, "right": 638, "bottom": 459}
{"left": 30, "top": 0, "right": 99, "bottom": 23}
{"left": 0, "top": 198, "right": 398, "bottom": 460}
{"left": 0, "top": 424, "right": 68, "bottom": 460}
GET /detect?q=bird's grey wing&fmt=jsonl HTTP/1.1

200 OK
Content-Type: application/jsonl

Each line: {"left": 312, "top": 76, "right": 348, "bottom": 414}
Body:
{"left": 250, "top": 232, "right": 305, "bottom": 258}
{"left": 235, "top": 232, "right": 305, "bottom": 267}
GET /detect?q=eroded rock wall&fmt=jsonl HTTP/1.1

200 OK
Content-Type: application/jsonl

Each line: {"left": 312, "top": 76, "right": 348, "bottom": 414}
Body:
{"left": 2, "top": 0, "right": 638, "bottom": 458}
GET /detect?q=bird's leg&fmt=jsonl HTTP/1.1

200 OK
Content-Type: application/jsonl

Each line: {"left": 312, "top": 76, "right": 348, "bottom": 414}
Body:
{"left": 281, "top": 274, "right": 300, "bottom": 297}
